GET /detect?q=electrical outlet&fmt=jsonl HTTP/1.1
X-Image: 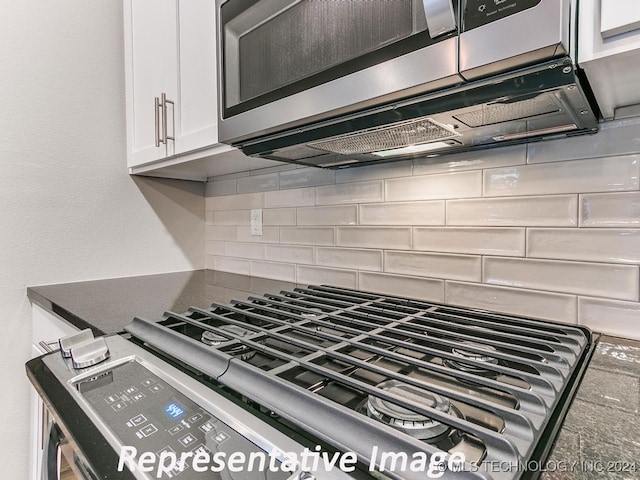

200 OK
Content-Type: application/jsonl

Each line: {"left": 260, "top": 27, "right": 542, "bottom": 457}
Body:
{"left": 250, "top": 209, "right": 263, "bottom": 236}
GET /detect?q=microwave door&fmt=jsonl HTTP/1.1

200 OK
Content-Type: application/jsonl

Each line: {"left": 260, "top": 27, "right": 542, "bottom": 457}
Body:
{"left": 217, "top": 0, "right": 463, "bottom": 145}
{"left": 459, "top": 0, "right": 571, "bottom": 80}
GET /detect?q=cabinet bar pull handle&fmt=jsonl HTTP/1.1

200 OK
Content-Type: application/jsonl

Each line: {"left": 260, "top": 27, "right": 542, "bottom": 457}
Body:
{"left": 154, "top": 96, "right": 161, "bottom": 147}
{"left": 162, "top": 93, "right": 175, "bottom": 142}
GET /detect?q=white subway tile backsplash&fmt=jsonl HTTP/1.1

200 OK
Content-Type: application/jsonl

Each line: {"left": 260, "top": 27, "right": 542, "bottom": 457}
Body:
{"left": 578, "top": 297, "right": 640, "bottom": 340}
{"left": 279, "top": 167, "right": 335, "bottom": 189}
{"left": 484, "top": 155, "right": 640, "bottom": 197}
{"left": 359, "top": 272, "right": 444, "bottom": 302}
{"left": 263, "top": 208, "right": 296, "bottom": 226}
{"left": 337, "top": 227, "right": 412, "bottom": 249}
{"left": 580, "top": 192, "right": 640, "bottom": 227}
{"left": 213, "top": 209, "right": 251, "bottom": 225}
{"left": 205, "top": 241, "right": 225, "bottom": 256}
{"left": 414, "top": 227, "right": 525, "bottom": 256}
{"left": 280, "top": 227, "right": 335, "bottom": 245}
{"left": 250, "top": 164, "right": 297, "bottom": 175}
{"left": 213, "top": 257, "right": 251, "bottom": 275}
{"left": 385, "top": 171, "right": 482, "bottom": 202}
{"left": 250, "top": 260, "right": 296, "bottom": 282}
{"left": 484, "top": 257, "right": 639, "bottom": 301}
{"left": 224, "top": 242, "right": 265, "bottom": 260}
{"left": 297, "top": 205, "right": 357, "bottom": 225}
{"left": 359, "top": 201, "right": 445, "bottom": 226}
{"left": 265, "top": 244, "right": 314, "bottom": 264}
{"left": 413, "top": 145, "right": 526, "bottom": 175}
{"left": 445, "top": 281, "right": 577, "bottom": 323}
{"left": 205, "top": 178, "right": 237, "bottom": 197}
{"left": 296, "top": 265, "right": 357, "bottom": 288}
{"left": 264, "top": 188, "right": 315, "bottom": 208}
{"left": 316, "top": 247, "right": 382, "bottom": 271}
{"left": 204, "top": 127, "right": 640, "bottom": 341}
{"left": 236, "top": 173, "right": 279, "bottom": 194}
{"left": 316, "top": 181, "right": 383, "bottom": 205}
{"left": 207, "top": 225, "right": 237, "bottom": 241}
{"left": 236, "top": 226, "right": 279, "bottom": 243}
{"left": 446, "top": 195, "right": 577, "bottom": 226}
{"left": 207, "top": 192, "right": 263, "bottom": 211}
{"left": 335, "top": 160, "right": 412, "bottom": 184}
{"left": 384, "top": 250, "right": 481, "bottom": 281}
{"left": 527, "top": 228, "right": 640, "bottom": 264}
{"left": 528, "top": 116, "right": 640, "bottom": 164}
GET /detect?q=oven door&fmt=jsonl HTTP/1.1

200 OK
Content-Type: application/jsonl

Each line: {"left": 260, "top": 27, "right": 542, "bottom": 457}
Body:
{"left": 217, "top": 0, "right": 462, "bottom": 144}
{"left": 41, "top": 417, "right": 96, "bottom": 480}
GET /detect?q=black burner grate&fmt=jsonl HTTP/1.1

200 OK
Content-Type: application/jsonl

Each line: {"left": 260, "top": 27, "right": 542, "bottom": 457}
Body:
{"left": 126, "top": 285, "right": 593, "bottom": 480}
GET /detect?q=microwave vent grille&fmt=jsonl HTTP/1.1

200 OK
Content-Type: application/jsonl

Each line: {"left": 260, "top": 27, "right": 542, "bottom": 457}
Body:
{"left": 453, "top": 95, "right": 560, "bottom": 128}
{"left": 307, "top": 117, "right": 459, "bottom": 155}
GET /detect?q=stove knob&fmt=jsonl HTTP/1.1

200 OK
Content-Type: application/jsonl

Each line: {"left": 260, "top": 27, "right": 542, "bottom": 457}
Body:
{"left": 298, "top": 472, "right": 315, "bottom": 480}
{"left": 59, "top": 329, "right": 94, "bottom": 358}
{"left": 70, "top": 337, "right": 110, "bottom": 369}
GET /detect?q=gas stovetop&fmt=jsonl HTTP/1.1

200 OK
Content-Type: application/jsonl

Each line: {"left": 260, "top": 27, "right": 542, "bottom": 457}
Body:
{"left": 126, "top": 285, "right": 595, "bottom": 480}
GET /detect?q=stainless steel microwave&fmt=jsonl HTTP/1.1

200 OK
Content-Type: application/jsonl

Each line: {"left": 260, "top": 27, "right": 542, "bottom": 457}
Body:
{"left": 216, "top": 0, "right": 598, "bottom": 168}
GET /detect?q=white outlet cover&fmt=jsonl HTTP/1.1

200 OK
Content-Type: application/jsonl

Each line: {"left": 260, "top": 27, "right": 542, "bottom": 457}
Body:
{"left": 251, "top": 209, "right": 263, "bottom": 236}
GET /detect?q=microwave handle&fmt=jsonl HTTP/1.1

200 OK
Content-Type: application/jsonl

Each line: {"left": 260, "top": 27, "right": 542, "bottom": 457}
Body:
{"left": 42, "top": 421, "right": 62, "bottom": 480}
{"left": 423, "top": 0, "right": 457, "bottom": 38}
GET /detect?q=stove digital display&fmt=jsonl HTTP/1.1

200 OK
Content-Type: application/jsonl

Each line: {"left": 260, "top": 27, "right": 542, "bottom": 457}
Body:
{"left": 164, "top": 402, "right": 185, "bottom": 419}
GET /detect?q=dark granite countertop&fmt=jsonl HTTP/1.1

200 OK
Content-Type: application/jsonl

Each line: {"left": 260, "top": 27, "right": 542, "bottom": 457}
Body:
{"left": 27, "top": 269, "right": 297, "bottom": 336}
{"left": 28, "top": 270, "right": 640, "bottom": 479}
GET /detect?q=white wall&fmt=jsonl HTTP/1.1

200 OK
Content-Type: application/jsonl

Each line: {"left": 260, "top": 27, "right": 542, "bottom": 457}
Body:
{"left": 0, "top": 1, "right": 204, "bottom": 476}
{"left": 205, "top": 117, "right": 640, "bottom": 340}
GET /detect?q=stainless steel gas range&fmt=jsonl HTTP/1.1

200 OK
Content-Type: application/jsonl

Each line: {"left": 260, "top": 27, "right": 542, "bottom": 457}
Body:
{"left": 27, "top": 285, "right": 595, "bottom": 480}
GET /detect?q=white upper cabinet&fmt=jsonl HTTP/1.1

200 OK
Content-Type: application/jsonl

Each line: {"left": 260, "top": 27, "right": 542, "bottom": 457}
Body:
{"left": 123, "top": 0, "right": 282, "bottom": 180}
{"left": 174, "top": 0, "right": 218, "bottom": 156}
{"left": 579, "top": 0, "right": 640, "bottom": 119}
{"left": 124, "top": 0, "right": 179, "bottom": 165}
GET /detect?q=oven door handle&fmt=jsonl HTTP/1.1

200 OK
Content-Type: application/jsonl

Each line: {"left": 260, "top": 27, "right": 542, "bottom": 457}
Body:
{"left": 42, "top": 421, "right": 63, "bottom": 480}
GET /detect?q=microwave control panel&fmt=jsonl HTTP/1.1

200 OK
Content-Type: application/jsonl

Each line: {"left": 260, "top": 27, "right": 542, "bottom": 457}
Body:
{"left": 463, "top": 0, "right": 542, "bottom": 30}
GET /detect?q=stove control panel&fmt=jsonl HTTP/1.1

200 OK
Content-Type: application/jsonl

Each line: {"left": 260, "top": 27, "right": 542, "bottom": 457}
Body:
{"left": 75, "top": 361, "right": 290, "bottom": 479}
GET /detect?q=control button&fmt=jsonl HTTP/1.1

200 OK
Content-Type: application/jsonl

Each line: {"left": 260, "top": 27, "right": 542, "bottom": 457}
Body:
{"left": 70, "top": 337, "right": 110, "bottom": 369}
{"left": 141, "top": 378, "right": 156, "bottom": 387}
{"left": 131, "top": 392, "right": 146, "bottom": 402}
{"left": 157, "top": 445, "right": 176, "bottom": 457}
{"left": 140, "top": 424, "right": 158, "bottom": 437}
{"left": 158, "top": 446, "right": 181, "bottom": 477}
{"left": 187, "top": 413, "right": 202, "bottom": 424}
{"left": 213, "top": 431, "right": 230, "bottom": 444}
{"left": 178, "top": 433, "right": 196, "bottom": 447}
{"left": 198, "top": 421, "right": 214, "bottom": 433}
{"left": 149, "top": 384, "right": 164, "bottom": 393}
{"left": 128, "top": 414, "right": 147, "bottom": 427}
{"left": 105, "top": 394, "right": 120, "bottom": 404}
{"left": 124, "top": 386, "right": 138, "bottom": 395}
{"left": 168, "top": 425, "right": 184, "bottom": 435}
{"left": 192, "top": 444, "right": 212, "bottom": 456}
{"left": 112, "top": 401, "right": 127, "bottom": 412}
{"left": 478, "top": 4, "right": 486, "bottom": 12}
{"left": 59, "top": 329, "right": 94, "bottom": 358}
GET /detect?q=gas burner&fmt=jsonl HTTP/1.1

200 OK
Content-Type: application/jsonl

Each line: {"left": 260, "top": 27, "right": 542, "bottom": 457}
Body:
{"left": 201, "top": 325, "right": 256, "bottom": 360}
{"left": 444, "top": 341, "right": 500, "bottom": 379}
{"left": 366, "top": 380, "right": 461, "bottom": 442}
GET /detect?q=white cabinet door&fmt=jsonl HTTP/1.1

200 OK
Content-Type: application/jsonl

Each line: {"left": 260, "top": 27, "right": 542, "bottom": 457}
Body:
{"left": 579, "top": 0, "right": 640, "bottom": 119}
{"left": 124, "top": 0, "right": 179, "bottom": 167}
{"left": 175, "top": 0, "right": 219, "bottom": 155}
